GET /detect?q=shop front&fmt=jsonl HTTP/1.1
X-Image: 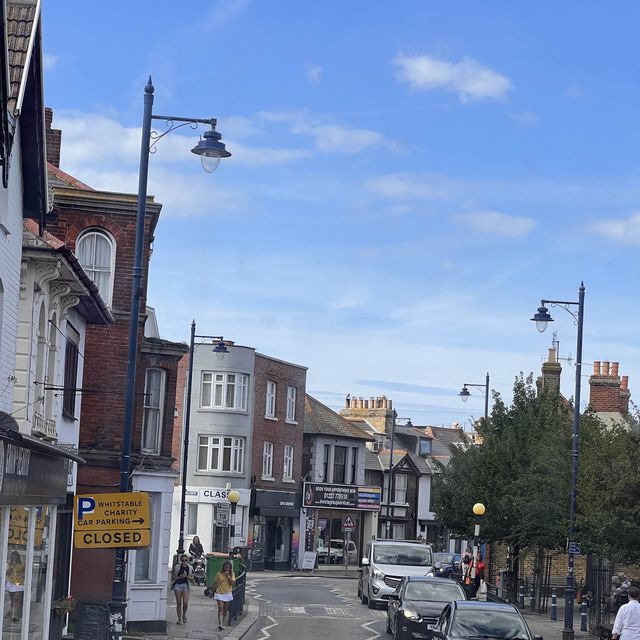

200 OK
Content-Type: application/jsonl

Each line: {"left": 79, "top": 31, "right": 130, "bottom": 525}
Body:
{"left": 249, "top": 490, "right": 300, "bottom": 571}
{"left": 301, "top": 482, "right": 381, "bottom": 569}
{"left": 0, "top": 419, "right": 83, "bottom": 640}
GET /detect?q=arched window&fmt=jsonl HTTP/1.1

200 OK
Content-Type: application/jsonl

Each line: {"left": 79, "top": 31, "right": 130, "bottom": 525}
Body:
{"left": 76, "top": 229, "right": 115, "bottom": 306}
{"left": 142, "top": 368, "right": 166, "bottom": 455}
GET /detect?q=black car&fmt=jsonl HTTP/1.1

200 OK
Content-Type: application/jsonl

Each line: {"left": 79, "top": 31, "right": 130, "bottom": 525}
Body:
{"left": 432, "top": 553, "right": 459, "bottom": 580}
{"left": 386, "top": 576, "right": 467, "bottom": 640}
{"left": 425, "top": 600, "right": 542, "bottom": 640}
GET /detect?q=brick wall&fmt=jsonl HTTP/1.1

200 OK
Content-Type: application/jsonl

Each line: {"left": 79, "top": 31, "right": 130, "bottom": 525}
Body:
{"left": 251, "top": 354, "right": 307, "bottom": 489}
{"left": 171, "top": 353, "right": 189, "bottom": 472}
{"left": 588, "top": 360, "right": 632, "bottom": 414}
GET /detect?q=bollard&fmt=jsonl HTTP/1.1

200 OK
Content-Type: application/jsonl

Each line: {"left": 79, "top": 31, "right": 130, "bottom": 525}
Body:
{"left": 581, "top": 599, "right": 588, "bottom": 632}
{"left": 519, "top": 584, "right": 525, "bottom": 608}
{"left": 550, "top": 588, "right": 557, "bottom": 621}
{"left": 530, "top": 586, "right": 535, "bottom": 610}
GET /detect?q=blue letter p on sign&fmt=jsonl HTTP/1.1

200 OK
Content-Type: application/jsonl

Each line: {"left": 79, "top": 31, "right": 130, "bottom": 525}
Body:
{"left": 78, "top": 497, "right": 96, "bottom": 520}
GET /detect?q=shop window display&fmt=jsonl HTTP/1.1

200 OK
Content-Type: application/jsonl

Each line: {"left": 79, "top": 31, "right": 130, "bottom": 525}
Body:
{"left": 3, "top": 507, "right": 28, "bottom": 640}
{"left": 26, "top": 507, "right": 50, "bottom": 640}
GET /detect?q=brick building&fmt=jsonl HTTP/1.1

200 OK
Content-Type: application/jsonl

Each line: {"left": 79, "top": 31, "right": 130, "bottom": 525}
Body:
{"left": 45, "top": 111, "right": 187, "bottom": 632}
{"left": 249, "top": 353, "right": 306, "bottom": 570}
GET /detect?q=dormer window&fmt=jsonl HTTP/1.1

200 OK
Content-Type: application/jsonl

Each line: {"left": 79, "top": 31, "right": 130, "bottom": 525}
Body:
{"left": 419, "top": 438, "right": 432, "bottom": 456}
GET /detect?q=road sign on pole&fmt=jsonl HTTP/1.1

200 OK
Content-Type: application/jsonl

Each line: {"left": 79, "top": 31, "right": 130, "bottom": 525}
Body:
{"left": 74, "top": 492, "right": 151, "bottom": 549}
{"left": 343, "top": 514, "right": 355, "bottom": 531}
{"left": 216, "top": 502, "right": 230, "bottom": 527}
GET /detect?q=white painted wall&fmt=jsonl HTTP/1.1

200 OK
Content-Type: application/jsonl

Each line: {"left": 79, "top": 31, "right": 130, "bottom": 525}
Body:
{"left": 0, "top": 127, "right": 24, "bottom": 414}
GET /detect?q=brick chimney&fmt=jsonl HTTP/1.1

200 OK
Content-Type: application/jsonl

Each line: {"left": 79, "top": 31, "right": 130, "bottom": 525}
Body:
{"left": 44, "top": 107, "right": 62, "bottom": 167}
{"left": 589, "top": 359, "right": 622, "bottom": 413}
{"left": 620, "top": 375, "right": 631, "bottom": 416}
{"left": 537, "top": 347, "right": 562, "bottom": 394}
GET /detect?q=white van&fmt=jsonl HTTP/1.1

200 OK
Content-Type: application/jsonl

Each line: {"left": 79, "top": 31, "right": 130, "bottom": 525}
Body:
{"left": 357, "top": 539, "right": 434, "bottom": 608}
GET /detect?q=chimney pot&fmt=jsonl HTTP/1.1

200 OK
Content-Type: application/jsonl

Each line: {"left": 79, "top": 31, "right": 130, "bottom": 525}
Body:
{"left": 622, "top": 376, "right": 629, "bottom": 390}
{"left": 612, "top": 362, "right": 620, "bottom": 377}
{"left": 548, "top": 348, "right": 556, "bottom": 363}
{"left": 594, "top": 361, "right": 601, "bottom": 375}
{"left": 602, "top": 361, "right": 610, "bottom": 376}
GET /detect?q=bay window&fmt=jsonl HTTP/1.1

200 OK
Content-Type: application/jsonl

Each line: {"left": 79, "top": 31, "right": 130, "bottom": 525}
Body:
{"left": 197, "top": 435, "right": 245, "bottom": 473}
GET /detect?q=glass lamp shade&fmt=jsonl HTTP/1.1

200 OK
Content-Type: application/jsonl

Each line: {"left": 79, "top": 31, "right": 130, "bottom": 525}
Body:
{"left": 200, "top": 155, "right": 221, "bottom": 174}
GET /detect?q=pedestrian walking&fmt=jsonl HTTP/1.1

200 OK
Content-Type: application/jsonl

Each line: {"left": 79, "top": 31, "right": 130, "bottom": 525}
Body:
{"left": 189, "top": 536, "right": 204, "bottom": 558}
{"left": 171, "top": 554, "right": 194, "bottom": 624}
{"left": 613, "top": 586, "right": 640, "bottom": 640}
{"left": 474, "top": 553, "right": 486, "bottom": 597}
{"left": 214, "top": 560, "right": 236, "bottom": 631}
{"left": 462, "top": 547, "right": 472, "bottom": 583}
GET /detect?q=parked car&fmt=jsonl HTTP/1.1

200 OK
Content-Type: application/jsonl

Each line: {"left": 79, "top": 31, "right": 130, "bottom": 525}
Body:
{"left": 425, "top": 601, "right": 542, "bottom": 640}
{"left": 317, "top": 539, "right": 357, "bottom": 564}
{"left": 432, "top": 553, "right": 458, "bottom": 580}
{"left": 386, "top": 576, "right": 467, "bottom": 640}
{"left": 358, "top": 539, "right": 434, "bottom": 609}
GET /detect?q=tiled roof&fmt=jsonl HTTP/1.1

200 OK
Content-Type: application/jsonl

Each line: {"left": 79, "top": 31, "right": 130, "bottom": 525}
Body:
{"left": 364, "top": 448, "right": 384, "bottom": 471}
{"left": 430, "top": 426, "right": 469, "bottom": 461}
{"left": 377, "top": 448, "right": 433, "bottom": 475}
{"left": 304, "top": 395, "right": 374, "bottom": 441}
{"left": 7, "top": 0, "right": 38, "bottom": 114}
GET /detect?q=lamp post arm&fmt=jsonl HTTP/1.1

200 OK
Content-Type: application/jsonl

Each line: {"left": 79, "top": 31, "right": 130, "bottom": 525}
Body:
{"left": 152, "top": 114, "right": 216, "bottom": 126}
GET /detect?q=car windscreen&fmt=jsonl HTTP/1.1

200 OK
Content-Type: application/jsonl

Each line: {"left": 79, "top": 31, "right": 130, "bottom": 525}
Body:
{"left": 450, "top": 609, "right": 529, "bottom": 639}
{"left": 373, "top": 544, "right": 432, "bottom": 566}
{"left": 405, "top": 581, "right": 464, "bottom": 602}
{"left": 433, "top": 553, "right": 454, "bottom": 564}
{"left": 330, "top": 541, "right": 344, "bottom": 549}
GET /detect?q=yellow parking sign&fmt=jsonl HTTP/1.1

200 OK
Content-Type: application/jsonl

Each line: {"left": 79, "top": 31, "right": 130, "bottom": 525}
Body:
{"left": 74, "top": 492, "right": 151, "bottom": 549}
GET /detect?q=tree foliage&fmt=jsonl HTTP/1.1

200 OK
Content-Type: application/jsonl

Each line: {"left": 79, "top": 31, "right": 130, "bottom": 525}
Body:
{"left": 433, "top": 373, "right": 640, "bottom": 562}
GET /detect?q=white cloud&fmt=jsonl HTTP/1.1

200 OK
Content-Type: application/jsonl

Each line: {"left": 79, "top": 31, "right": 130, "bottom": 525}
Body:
{"left": 394, "top": 53, "right": 513, "bottom": 103}
{"left": 259, "top": 110, "right": 391, "bottom": 154}
{"left": 587, "top": 213, "right": 640, "bottom": 245}
{"left": 306, "top": 64, "right": 323, "bottom": 86}
{"left": 453, "top": 211, "right": 536, "bottom": 237}
{"left": 43, "top": 54, "right": 58, "bottom": 71}
{"left": 226, "top": 140, "right": 312, "bottom": 167}
{"left": 367, "top": 172, "right": 457, "bottom": 200}
{"left": 510, "top": 110, "right": 540, "bottom": 127}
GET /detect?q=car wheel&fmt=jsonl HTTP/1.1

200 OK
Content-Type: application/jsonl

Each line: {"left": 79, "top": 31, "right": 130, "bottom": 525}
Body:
{"left": 367, "top": 585, "right": 376, "bottom": 609}
{"left": 357, "top": 580, "right": 362, "bottom": 598}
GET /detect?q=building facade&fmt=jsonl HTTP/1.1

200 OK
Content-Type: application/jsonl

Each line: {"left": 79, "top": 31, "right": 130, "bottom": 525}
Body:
{"left": 249, "top": 353, "right": 306, "bottom": 570}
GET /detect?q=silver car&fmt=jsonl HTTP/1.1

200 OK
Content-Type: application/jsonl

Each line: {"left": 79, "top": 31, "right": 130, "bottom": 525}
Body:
{"left": 358, "top": 540, "right": 434, "bottom": 609}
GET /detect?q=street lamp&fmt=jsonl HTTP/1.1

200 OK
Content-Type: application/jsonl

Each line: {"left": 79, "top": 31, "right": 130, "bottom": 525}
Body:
{"left": 111, "top": 77, "right": 231, "bottom": 640}
{"left": 227, "top": 489, "right": 241, "bottom": 553}
{"left": 459, "top": 373, "right": 490, "bottom": 423}
{"left": 177, "top": 321, "right": 229, "bottom": 558}
{"left": 530, "top": 282, "right": 585, "bottom": 640}
{"left": 384, "top": 410, "right": 398, "bottom": 539}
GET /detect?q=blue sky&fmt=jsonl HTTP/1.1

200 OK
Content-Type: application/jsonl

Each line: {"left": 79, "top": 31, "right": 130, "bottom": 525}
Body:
{"left": 42, "top": 1, "right": 640, "bottom": 426}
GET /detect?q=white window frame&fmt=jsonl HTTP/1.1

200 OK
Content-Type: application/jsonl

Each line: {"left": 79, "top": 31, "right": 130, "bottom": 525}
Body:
{"left": 142, "top": 368, "right": 166, "bottom": 455}
{"left": 76, "top": 228, "right": 116, "bottom": 307}
{"left": 134, "top": 494, "right": 157, "bottom": 582}
{"left": 265, "top": 380, "right": 277, "bottom": 418}
{"left": 197, "top": 435, "right": 245, "bottom": 473}
{"left": 286, "top": 386, "right": 297, "bottom": 423}
{"left": 262, "top": 441, "right": 274, "bottom": 479}
{"left": 392, "top": 522, "right": 406, "bottom": 540}
{"left": 394, "top": 473, "right": 408, "bottom": 504}
{"left": 200, "top": 372, "right": 249, "bottom": 411}
{"left": 283, "top": 444, "right": 294, "bottom": 482}
{"left": 186, "top": 503, "right": 198, "bottom": 536}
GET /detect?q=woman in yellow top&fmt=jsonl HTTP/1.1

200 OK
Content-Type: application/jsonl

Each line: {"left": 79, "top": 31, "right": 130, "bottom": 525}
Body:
{"left": 5, "top": 551, "right": 25, "bottom": 622}
{"left": 214, "top": 561, "right": 236, "bottom": 631}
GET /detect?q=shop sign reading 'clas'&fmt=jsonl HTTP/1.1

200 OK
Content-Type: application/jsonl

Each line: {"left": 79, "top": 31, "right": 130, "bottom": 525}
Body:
{"left": 303, "top": 482, "right": 381, "bottom": 511}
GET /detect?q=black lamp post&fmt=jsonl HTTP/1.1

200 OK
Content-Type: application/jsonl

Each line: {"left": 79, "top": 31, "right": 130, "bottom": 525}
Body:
{"left": 176, "top": 321, "right": 229, "bottom": 557}
{"left": 227, "top": 489, "right": 241, "bottom": 554}
{"left": 111, "top": 78, "right": 230, "bottom": 640}
{"left": 459, "top": 372, "right": 490, "bottom": 423}
{"left": 531, "top": 282, "right": 585, "bottom": 640}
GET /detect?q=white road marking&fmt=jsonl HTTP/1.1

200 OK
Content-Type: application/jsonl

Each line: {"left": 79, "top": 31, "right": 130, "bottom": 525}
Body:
{"left": 255, "top": 615, "right": 279, "bottom": 640}
{"left": 361, "top": 619, "right": 381, "bottom": 640}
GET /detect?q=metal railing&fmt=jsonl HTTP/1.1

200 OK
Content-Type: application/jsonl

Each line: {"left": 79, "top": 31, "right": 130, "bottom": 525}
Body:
{"left": 228, "top": 569, "right": 246, "bottom": 622}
